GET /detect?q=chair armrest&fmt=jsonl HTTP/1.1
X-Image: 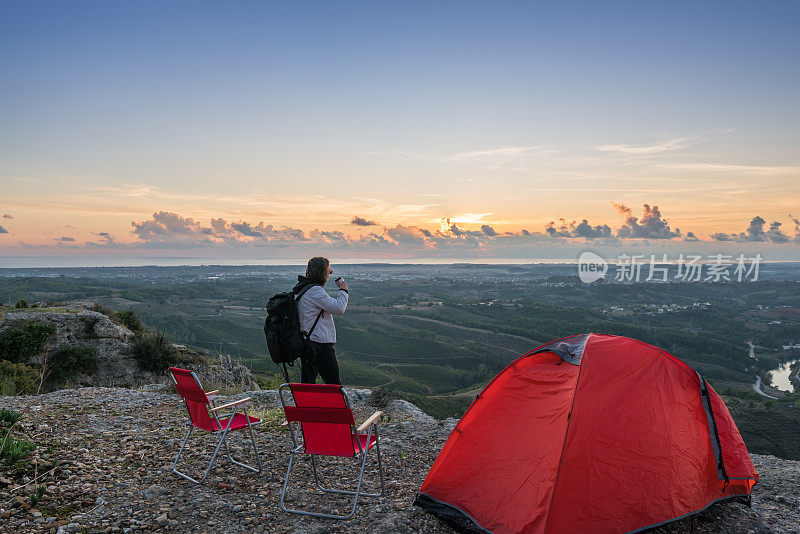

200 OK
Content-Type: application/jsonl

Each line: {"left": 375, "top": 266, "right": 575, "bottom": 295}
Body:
{"left": 357, "top": 411, "right": 383, "bottom": 432}
{"left": 210, "top": 397, "right": 252, "bottom": 412}
{"left": 206, "top": 390, "right": 220, "bottom": 396}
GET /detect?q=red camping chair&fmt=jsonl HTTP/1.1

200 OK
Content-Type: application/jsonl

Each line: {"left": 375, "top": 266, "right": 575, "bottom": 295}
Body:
{"left": 169, "top": 367, "right": 262, "bottom": 484}
{"left": 279, "top": 383, "right": 385, "bottom": 519}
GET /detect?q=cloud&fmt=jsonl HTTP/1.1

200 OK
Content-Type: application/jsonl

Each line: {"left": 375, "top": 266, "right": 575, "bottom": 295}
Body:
{"left": 598, "top": 137, "right": 697, "bottom": 155}
{"left": 481, "top": 224, "right": 498, "bottom": 237}
{"left": 664, "top": 163, "right": 800, "bottom": 176}
{"left": 351, "top": 216, "right": 378, "bottom": 227}
{"left": 386, "top": 224, "right": 432, "bottom": 247}
{"left": 617, "top": 204, "right": 681, "bottom": 239}
{"left": 231, "top": 222, "right": 264, "bottom": 237}
{"left": 545, "top": 219, "right": 612, "bottom": 239}
{"left": 2, "top": 214, "right": 13, "bottom": 219}
{"left": 709, "top": 232, "right": 734, "bottom": 242}
{"left": 710, "top": 216, "right": 795, "bottom": 243}
{"left": 55, "top": 236, "right": 75, "bottom": 242}
{"left": 610, "top": 202, "right": 632, "bottom": 216}
{"left": 86, "top": 232, "right": 118, "bottom": 248}
{"left": 684, "top": 231, "right": 699, "bottom": 242}
{"left": 0, "top": 225, "right": 8, "bottom": 234}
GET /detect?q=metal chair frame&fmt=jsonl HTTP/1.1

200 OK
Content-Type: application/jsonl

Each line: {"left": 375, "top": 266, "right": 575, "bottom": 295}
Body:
{"left": 278, "top": 383, "right": 385, "bottom": 519}
{"left": 170, "top": 369, "right": 262, "bottom": 484}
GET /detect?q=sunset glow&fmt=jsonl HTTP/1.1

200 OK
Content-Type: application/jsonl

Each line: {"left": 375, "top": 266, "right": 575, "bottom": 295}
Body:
{"left": 1, "top": 2, "right": 798, "bottom": 263}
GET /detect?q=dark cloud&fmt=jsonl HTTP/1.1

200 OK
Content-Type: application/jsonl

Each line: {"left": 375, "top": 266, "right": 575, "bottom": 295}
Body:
{"left": 447, "top": 223, "right": 466, "bottom": 237}
{"left": 709, "top": 232, "right": 734, "bottom": 242}
{"left": 711, "top": 216, "right": 793, "bottom": 243}
{"left": 573, "top": 220, "right": 612, "bottom": 239}
{"left": 545, "top": 219, "right": 611, "bottom": 239}
{"left": 86, "top": 232, "right": 118, "bottom": 248}
{"left": 481, "top": 224, "right": 498, "bottom": 237}
{"left": 617, "top": 204, "right": 681, "bottom": 239}
{"left": 351, "top": 216, "right": 378, "bottom": 227}
{"left": 231, "top": 222, "right": 264, "bottom": 237}
{"left": 310, "top": 229, "right": 349, "bottom": 243}
{"left": 0, "top": 225, "right": 8, "bottom": 234}
{"left": 2, "top": 214, "right": 13, "bottom": 219}
{"left": 55, "top": 236, "right": 75, "bottom": 242}
{"left": 684, "top": 231, "right": 699, "bottom": 242}
{"left": 767, "top": 221, "right": 790, "bottom": 243}
{"left": 521, "top": 229, "right": 531, "bottom": 236}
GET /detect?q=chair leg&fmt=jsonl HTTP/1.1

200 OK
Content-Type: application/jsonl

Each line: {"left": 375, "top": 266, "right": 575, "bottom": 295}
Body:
{"left": 172, "top": 426, "right": 227, "bottom": 485}
{"left": 311, "top": 432, "right": 385, "bottom": 497}
{"left": 281, "top": 449, "right": 370, "bottom": 520}
{"left": 222, "top": 422, "right": 262, "bottom": 473}
{"left": 172, "top": 426, "right": 199, "bottom": 483}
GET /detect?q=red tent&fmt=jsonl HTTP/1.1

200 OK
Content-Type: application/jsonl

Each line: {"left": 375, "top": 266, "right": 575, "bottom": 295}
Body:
{"left": 415, "top": 333, "right": 758, "bottom": 533}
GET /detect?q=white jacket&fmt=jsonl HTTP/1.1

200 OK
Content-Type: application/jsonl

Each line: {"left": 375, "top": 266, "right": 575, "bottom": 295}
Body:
{"left": 297, "top": 285, "right": 349, "bottom": 343}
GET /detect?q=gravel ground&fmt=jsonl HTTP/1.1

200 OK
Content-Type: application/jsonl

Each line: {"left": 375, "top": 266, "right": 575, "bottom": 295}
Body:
{"left": 1, "top": 388, "right": 798, "bottom": 533}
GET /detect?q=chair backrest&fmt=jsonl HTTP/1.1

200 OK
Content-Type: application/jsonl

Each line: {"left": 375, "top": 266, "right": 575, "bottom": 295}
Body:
{"left": 282, "top": 383, "right": 357, "bottom": 457}
{"left": 169, "top": 367, "right": 215, "bottom": 432}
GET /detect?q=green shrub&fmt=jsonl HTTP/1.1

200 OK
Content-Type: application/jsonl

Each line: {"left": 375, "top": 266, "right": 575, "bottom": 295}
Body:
{"left": 0, "top": 408, "right": 22, "bottom": 425}
{"left": 132, "top": 331, "right": 177, "bottom": 372}
{"left": 49, "top": 344, "right": 98, "bottom": 382}
{"left": 30, "top": 484, "right": 46, "bottom": 506}
{"left": 0, "top": 430, "right": 35, "bottom": 464}
{"left": 113, "top": 310, "right": 143, "bottom": 334}
{"left": 0, "top": 321, "right": 56, "bottom": 363}
{"left": 15, "top": 299, "right": 28, "bottom": 309}
{"left": 82, "top": 316, "right": 100, "bottom": 338}
{"left": 0, "top": 361, "right": 40, "bottom": 396}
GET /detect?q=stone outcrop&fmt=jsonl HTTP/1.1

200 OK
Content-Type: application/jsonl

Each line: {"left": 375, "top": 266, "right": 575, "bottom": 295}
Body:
{"left": 0, "top": 308, "right": 258, "bottom": 391}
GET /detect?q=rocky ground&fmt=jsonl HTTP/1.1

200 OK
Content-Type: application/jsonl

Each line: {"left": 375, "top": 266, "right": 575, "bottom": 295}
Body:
{"left": 1, "top": 387, "right": 799, "bottom": 534}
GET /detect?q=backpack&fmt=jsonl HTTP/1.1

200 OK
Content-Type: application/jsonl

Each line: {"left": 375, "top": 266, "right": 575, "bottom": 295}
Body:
{"left": 264, "top": 284, "right": 323, "bottom": 379}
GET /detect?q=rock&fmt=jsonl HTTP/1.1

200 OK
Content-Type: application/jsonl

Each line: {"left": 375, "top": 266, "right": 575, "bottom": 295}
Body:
{"left": 387, "top": 399, "right": 436, "bottom": 424}
{"left": 1, "top": 385, "right": 798, "bottom": 534}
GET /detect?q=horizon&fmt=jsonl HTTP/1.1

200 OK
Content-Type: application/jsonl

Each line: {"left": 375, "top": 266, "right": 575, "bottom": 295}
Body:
{"left": 1, "top": 2, "right": 799, "bottom": 260}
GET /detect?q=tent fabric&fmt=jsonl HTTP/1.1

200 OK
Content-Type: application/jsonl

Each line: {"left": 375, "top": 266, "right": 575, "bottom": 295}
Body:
{"left": 415, "top": 333, "right": 757, "bottom": 534}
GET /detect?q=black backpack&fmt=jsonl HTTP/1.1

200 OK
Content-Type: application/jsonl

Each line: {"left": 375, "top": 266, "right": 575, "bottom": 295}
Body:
{"left": 264, "top": 283, "right": 323, "bottom": 380}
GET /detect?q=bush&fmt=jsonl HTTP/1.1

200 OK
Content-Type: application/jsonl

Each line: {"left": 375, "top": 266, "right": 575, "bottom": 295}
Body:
{"left": 0, "top": 430, "right": 35, "bottom": 464}
{"left": 0, "top": 361, "right": 39, "bottom": 396}
{"left": 114, "top": 310, "right": 143, "bottom": 334}
{"left": 48, "top": 344, "right": 98, "bottom": 382}
{"left": 82, "top": 316, "right": 100, "bottom": 338}
{"left": 0, "top": 408, "right": 22, "bottom": 425}
{"left": 0, "top": 321, "right": 56, "bottom": 363}
{"left": 132, "top": 331, "right": 177, "bottom": 372}
{"left": 15, "top": 299, "right": 28, "bottom": 309}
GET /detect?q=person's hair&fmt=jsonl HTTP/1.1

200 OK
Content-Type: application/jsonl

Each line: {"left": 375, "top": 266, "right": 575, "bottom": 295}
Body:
{"left": 306, "top": 257, "right": 330, "bottom": 284}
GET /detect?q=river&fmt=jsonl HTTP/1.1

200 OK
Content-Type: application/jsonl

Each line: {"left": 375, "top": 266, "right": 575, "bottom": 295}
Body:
{"left": 770, "top": 359, "right": 799, "bottom": 393}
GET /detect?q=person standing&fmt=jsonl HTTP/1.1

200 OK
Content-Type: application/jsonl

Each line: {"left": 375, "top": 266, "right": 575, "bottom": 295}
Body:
{"left": 293, "top": 256, "right": 348, "bottom": 384}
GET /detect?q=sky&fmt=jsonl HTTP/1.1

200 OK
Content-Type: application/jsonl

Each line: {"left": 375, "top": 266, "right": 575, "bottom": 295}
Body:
{"left": 1, "top": 1, "right": 799, "bottom": 263}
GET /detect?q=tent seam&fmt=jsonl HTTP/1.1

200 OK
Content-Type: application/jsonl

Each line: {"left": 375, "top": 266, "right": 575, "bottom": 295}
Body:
{"left": 541, "top": 334, "right": 589, "bottom": 534}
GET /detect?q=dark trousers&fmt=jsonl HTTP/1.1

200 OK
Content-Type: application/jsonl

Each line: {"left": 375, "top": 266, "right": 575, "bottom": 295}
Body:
{"left": 300, "top": 342, "right": 341, "bottom": 385}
